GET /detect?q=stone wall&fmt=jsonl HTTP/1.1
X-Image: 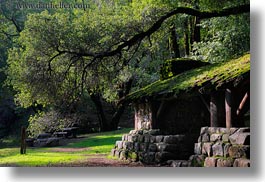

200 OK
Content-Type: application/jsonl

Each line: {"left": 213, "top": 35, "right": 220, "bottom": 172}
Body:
{"left": 190, "top": 127, "right": 250, "bottom": 167}
{"left": 110, "top": 129, "right": 191, "bottom": 164}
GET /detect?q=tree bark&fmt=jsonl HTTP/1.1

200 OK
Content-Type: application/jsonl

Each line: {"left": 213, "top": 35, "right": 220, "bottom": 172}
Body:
{"left": 110, "top": 78, "right": 134, "bottom": 130}
{"left": 20, "top": 127, "right": 26, "bottom": 155}
{"left": 90, "top": 93, "right": 110, "bottom": 131}
{"left": 169, "top": 24, "right": 180, "bottom": 58}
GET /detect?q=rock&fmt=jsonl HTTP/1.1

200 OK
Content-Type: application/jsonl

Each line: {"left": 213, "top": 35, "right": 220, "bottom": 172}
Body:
{"left": 115, "top": 150, "right": 121, "bottom": 158}
{"left": 220, "top": 128, "right": 229, "bottom": 134}
{"left": 229, "top": 128, "right": 238, "bottom": 135}
{"left": 201, "top": 133, "right": 210, "bottom": 142}
{"left": 134, "top": 142, "right": 140, "bottom": 152}
{"left": 127, "top": 135, "right": 133, "bottom": 142}
{"left": 131, "top": 134, "right": 138, "bottom": 142}
{"left": 229, "top": 132, "right": 250, "bottom": 145}
{"left": 155, "top": 152, "right": 176, "bottom": 163}
{"left": 170, "top": 160, "right": 190, "bottom": 167}
{"left": 233, "top": 158, "right": 250, "bottom": 167}
{"left": 189, "top": 155, "right": 206, "bottom": 167}
{"left": 224, "top": 143, "right": 232, "bottom": 157}
{"left": 156, "top": 143, "right": 178, "bottom": 152}
{"left": 210, "top": 134, "right": 222, "bottom": 142}
{"left": 116, "top": 141, "right": 123, "bottom": 149}
{"left": 155, "top": 135, "right": 164, "bottom": 143}
{"left": 149, "top": 129, "right": 161, "bottom": 135}
{"left": 208, "top": 127, "right": 220, "bottom": 134}
{"left": 217, "top": 158, "right": 234, "bottom": 167}
{"left": 237, "top": 127, "right": 250, "bottom": 133}
{"left": 148, "top": 144, "right": 157, "bottom": 152}
{"left": 122, "top": 134, "right": 128, "bottom": 141}
{"left": 136, "top": 130, "right": 143, "bottom": 135}
{"left": 119, "top": 150, "right": 128, "bottom": 160}
{"left": 212, "top": 142, "right": 224, "bottom": 157}
{"left": 110, "top": 149, "right": 116, "bottom": 157}
{"left": 163, "top": 135, "right": 179, "bottom": 144}
{"left": 222, "top": 134, "right": 229, "bottom": 142}
{"left": 200, "top": 127, "right": 208, "bottom": 135}
{"left": 204, "top": 157, "right": 217, "bottom": 167}
{"left": 150, "top": 136, "right": 156, "bottom": 143}
{"left": 143, "top": 152, "right": 156, "bottom": 163}
{"left": 46, "top": 137, "right": 60, "bottom": 147}
{"left": 144, "top": 134, "right": 150, "bottom": 143}
{"left": 138, "top": 135, "right": 144, "bottom": 142}
{"left": 197, "top": 136, "right": 202, "bottom": 143}
{"left": 129, "top": 130, "right": 136, "bottom": 135}
{"left": 202, "top": 142, "right": 213, "bottom": 157}
{"left": 194, "top": 143, "right": 202, "bottom": 155}
{"left": 123, "top": 141, "right": 133, "bottom": 150}
{"left": 140, "top": 143, "right": 148, "bottom": 152}
{"left": 228, "top": 145, "right": 248, "bottom": 158}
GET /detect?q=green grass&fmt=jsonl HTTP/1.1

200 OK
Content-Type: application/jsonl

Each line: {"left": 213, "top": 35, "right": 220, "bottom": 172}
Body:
{"left": 0, "top": 128, "right": 131, "bottom": 167}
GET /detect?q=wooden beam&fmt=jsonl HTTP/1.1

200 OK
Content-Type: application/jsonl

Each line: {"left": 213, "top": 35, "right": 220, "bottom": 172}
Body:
{"left": 225, "top": 89, "right": 235, "bottom": 128}
{"left": 237, "top": 92, "right": 249, "bottom": 116}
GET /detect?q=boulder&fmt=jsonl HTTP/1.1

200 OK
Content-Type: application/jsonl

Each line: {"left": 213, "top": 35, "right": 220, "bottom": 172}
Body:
{"left": 194, "top": 143, "right": 202, "bottom": 155}
{"left": 217, "top": 158, "right": 234, "bottom": 167}
{"left": 233, "top": 158, "right": 250, "bottom": 167}
{"left": 204, "top": 157, "right": 217, "bottom": 167}
{"left": 212, "top": 142, "right": 224, "bottom": 157}
{"left": 202, "top": 142, "right": 213, "bottom": 157}
{"left": 229, "top": 132, "right": 250, "bottom": 145}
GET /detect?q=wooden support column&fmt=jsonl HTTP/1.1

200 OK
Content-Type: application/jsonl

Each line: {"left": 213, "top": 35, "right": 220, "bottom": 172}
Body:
{"left": 210, "top": 91, "right": 225, "bottom": 127}
{"left": 225, "top": 89, "right": 235, "bottom": 128}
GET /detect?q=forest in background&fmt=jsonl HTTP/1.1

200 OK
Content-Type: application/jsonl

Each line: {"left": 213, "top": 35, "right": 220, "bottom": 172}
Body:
{"left": 0, "top": 0, "right": 249, "bottom": 140}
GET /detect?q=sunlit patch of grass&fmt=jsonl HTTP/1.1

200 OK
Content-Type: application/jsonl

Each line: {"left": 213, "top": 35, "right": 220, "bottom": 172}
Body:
{"left": 0, "top": 128, "right": 131, "bottom": 166}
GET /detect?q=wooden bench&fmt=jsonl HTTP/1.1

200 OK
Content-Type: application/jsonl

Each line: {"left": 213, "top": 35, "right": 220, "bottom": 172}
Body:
{"left": 53, "top": 131, "right": 68, "bottom": 138}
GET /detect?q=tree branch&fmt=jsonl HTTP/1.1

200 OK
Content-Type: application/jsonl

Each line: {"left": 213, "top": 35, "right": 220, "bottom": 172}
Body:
{"left": 60, "top": 4, "right": 249, "bottom": 61}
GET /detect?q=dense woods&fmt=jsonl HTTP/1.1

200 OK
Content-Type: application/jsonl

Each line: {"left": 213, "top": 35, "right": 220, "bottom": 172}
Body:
{"left": 0, "top": 0, "right": 249, "bottom": 138}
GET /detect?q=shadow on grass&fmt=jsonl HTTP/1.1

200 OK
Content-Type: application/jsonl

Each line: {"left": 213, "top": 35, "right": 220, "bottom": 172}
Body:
{"left": 65, "top": 136, "right": 122, "bottom": 148}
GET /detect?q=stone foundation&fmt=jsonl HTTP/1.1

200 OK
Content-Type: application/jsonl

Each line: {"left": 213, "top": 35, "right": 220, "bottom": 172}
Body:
{"left": 190, "top": 127, "right": 250, "bottom": 167}
{"left": 110, "top": 129, "right": 191, "bottom": 164}
{"left": 111, "top": 127, "right": 250, "bottom": 167}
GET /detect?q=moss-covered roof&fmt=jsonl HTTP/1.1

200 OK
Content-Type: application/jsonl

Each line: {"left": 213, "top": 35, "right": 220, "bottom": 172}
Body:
{"left": 125, "top": 53, "right": 250, "bottom": 102}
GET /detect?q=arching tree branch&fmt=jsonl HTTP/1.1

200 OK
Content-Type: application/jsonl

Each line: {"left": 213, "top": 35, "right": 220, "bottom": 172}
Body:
{"left": 62, "top": 4, "right": 250, "bottom": 60}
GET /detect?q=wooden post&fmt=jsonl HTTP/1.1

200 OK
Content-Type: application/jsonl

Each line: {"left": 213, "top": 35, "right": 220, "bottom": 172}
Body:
{"left": 20, "top": 126, "right": 26, "bottom": 155}
{"left": 225, "top": 89, "right": 234, "bottom": 128}
{"left": 210, "top": 92, "right": 225, "bottom": 127}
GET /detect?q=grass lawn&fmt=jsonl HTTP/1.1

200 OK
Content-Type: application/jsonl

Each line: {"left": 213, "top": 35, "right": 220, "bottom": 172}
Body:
{"left": 0, "top": 128, "right": 131, "bottom": 167}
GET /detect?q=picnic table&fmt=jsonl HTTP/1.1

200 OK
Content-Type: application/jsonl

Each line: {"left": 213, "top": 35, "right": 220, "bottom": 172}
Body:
{"left": 54, "top": 127, "right": 79, "bottom": 138}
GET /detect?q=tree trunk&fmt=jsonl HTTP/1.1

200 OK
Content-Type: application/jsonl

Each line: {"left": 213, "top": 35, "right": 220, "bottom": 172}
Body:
{"left": 20, "top": 127, "right": 26, "bottom": 155}
{"left": 90, "top": 93, "right": 111, "bottom": 131}
{"left": 184, "top": 19, "right": 190, "bottom": 56}
{"left": 110, "top": 78, "right": 134, "bottom": 130}
{"left": 169, "top": 24, "right": 180, "bottom": 58}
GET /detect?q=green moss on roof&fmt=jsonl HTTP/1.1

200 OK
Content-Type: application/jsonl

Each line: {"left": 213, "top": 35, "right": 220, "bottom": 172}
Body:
{"left": 126, "top": 54, "right": 250, "bottom": 101}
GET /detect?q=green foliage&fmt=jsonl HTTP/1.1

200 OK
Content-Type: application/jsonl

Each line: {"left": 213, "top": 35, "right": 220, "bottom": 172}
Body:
{"left": 126, "top": 54, "right": 250, "bottom": 101}
{"left": 191, "top": 14, "right": 250, "bottom": 62}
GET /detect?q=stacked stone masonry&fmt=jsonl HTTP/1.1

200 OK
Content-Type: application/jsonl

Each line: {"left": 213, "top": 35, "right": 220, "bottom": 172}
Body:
{"left": 190, "top": 127, "right": 250, "bottom": 167}
{"left": 110, "top": 129, "right": 190, "bottom": 164}
{"left": 111, "top": 127, "right": 250, "bottom": 167}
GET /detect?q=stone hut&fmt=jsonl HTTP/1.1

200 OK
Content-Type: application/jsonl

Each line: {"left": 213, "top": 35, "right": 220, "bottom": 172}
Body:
{"left": 111, "top": 54, "right": 250, "bottom": 166}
